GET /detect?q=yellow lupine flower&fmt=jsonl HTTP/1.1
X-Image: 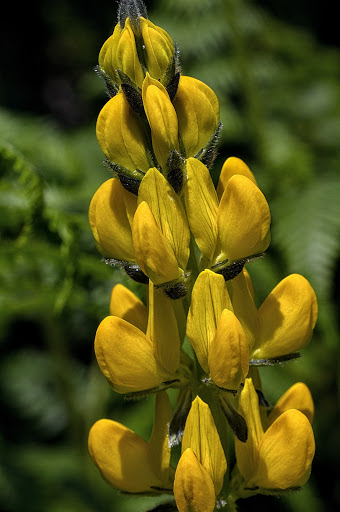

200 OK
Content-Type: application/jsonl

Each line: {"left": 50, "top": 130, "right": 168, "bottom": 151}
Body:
{"left": 88, "top": 177, "right": 136, "bottom": 261}
{"left": 187, "top": 270, "right": 232, "bottom": 373}
{"left": 96, "top": 279, "right": 181, "bottom": 393}
{"left": 98, "top": 24, "right": 123, "bottom": 84}
{"left": 184, "top": 157, "right": 219, "bottom": 262}
{"left": 96, "top": 90, "right": 150, "bottom": 171}
{"left": 173, "top": 76, "right": 220, "bottom": 157}
{"left": 142, "top": 73, "right": 179, "bottom": 169}
{"left": 267, "top": 382, "right": 314, "bottom": 426}
{"left": 140, "top": 18, "right": 174, "bottom": 81}
{"left": 88, "top": 392, "right": 172, "bottom": 493}
{"left": 216, "top": 156, "right": 257, "bottom": 201}
{"left": 173, "top": 448, "right": 216, "bottom": 512}
{"left": 138, "top": 167, "right": 190, "bottom": 269}
{"left": 228, "top": 272, "right": 318, "bottom": 358}
{"left": 187, "top": 270, "right": 248, "bottom": 389}
{"left": 109, "top": 283, "right": 148, "bottom": 332}
{"left": 235, "top": 378, "right": 315, "bottom": 490}
{"left": 132, "top": 201, "right": 182, "bottom": 285}
{"left": 214, "top": 174, "right": 271, "bottom": 264}
{"left": 181, "top": 396, "right": 227, "bottom": 495}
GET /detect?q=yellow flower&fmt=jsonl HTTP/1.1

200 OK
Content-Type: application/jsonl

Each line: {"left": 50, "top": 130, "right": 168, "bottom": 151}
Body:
{"left": 140, "top": 18, "right": 174, "bottom": 81}
{"left": 96, "top": 90, "right": 150, "bottom": 172}
{"left": 88, "top": 392, "right": 173, "bottom": 493}
{"left": 132, "top": 201, "right": 183, "bottom": 286}
{"left": 142, "top": 73, "right": 179, "bottom": 169}
{"left": 229, "top": 272, "right": 318, "bottom": 359}
{"left": 138, "top": 167, "right": 190, "bottom": 270}
{"left": 174, "top": 448, "right": 216, "bottom": 512}
{"left": 109, "top": 283, "right": 148, "bottom": 332}
{"left": 88, "top": 177, "right": 136, "bottom": 261}
{"left": 99, "top": 19, "right": 144, "bottom": 87}
{"left": 95, "top": 280, "right": 180, "bottom": 393}
{"left": 235, "top": 378, "right": 315, "bottom": 490}
{"left": 173, "top": 76, "right": 220, "bottom": 157}
{"left": 216, "top": 156, "right": 257, "bottom": 201}
{"left": 187, "top": 269, "right": 249, "bottom": 390}
{"left": 267, "top": 382, "right": 314, "bottom": 426}
{"left": 181, "top": 396, "right": 227, "bottom": 494}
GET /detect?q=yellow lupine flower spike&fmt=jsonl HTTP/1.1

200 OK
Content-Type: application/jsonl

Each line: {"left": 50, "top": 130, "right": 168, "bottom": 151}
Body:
{"left": 94, "top": 315, "right": 173, "bottom": 394}
{"left": 182, "top": 396, "right": 227, "bottom": 494}
{"left": 215, "top": 174, "right": 271, "bottom": 264}
{"left": 88, "top": 392, "right": 173, "bottom": 494}
{"left": 216, "top": 156, "right": 257, "bottom": 201}
{"left": 132, "top": 201, "right": 182, "bottom": 285}
{"left": 173, "top": 76, "right": 220, "bottom": 157}
{"left": 184, "top": 157, "right": 219, "bottom": 262}
{"left": 235, "top": 378, "right": 315, "bottom": 490}
{"left": 187, "top": 269, "right": 232, "bottom": 373}
{"left": 96, "top": 90, "right": 150, "bottom": 172}
{"left": 142, "top": 73, "right": 179, "bottom": 170}
{"left": 138, "top": 167, "right": 190, "bottom": 270}
{"left": 174, "top": 448, "right": 216, "bottom": 512}
{"left": 267, "top": 382, "right": 314, "bottom": 426}
{"left": 109, "top": 283, "right": 148, "bottom": 333}
{"left": 88, "top": 177, "right": 136, "bottom": 261}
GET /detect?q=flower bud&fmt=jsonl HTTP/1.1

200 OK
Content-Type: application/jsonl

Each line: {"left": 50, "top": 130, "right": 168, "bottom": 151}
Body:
{"left": 141, "top": 18, "right": 175, "bottom": 81}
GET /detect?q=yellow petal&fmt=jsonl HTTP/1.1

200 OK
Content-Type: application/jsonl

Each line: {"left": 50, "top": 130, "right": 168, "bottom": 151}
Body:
{"left": 141, "top": 18, "right": 174, "bottom": 80}
{"left": 88, "top": 419, "right": 159, "bottom": 493}
{"left": 182, "top": 397, "right": 227, "bottom": 494}
{"left": 116, "top": 19, "right": 144, "bottom": 87}
{"left": 98, "top": 24, "right": 122, "bottom": 83}
{"left": 187, "top": 270, "right": 232, "bottom": 373}
{"left": 138, "top": 168, "right": 190, "bottom": 269}
{"left": 109, "top": 283, "right": 147, "bottom": 332}
{"left": 147, "top": 281, "right": 180, "bottom": 375}
{"left": 184, "top": 158, "right": 219, "bottom": 261}
{"left": 256, "top": 409, "right": 315, "bottom": 489}
{"left": 88, "top": 178, "right": 135, "bottom": 261}
{"left": 267, "top": 382, "right": 314, "bottom": 426}
{"left": 235, "top": 378, "right": 264, "bottom": 484}
{"left": 253, "top": 274, "right": 318, "bottom": 359}
{"left": 94, "top": 316, "right": 171, "bottom": 393}
{"left": 217, "top": 157, "right": 257, "bottom": 201}
{"left": 147, "top": 391, "right": 173, "bottom": 488}
{"left": 216, "top": 175, "right": 271, "bottom": 263}
{"left": 209, "top": 309, "right": 249, "bottom": 390}
{"left": 173, "top": 76, "right": 219, "bottom": 157}
{"left": 174, "top": 448, "right": 216, "bottom": 512}
{"left": 96, "top": 91, "right": 150, "bottom": 171}
{"left": 227, "top": 270, "right": 258, "bottom": 351}
{"left": 132, "top": 201, "right": 182, "bottom": 285}
{"left": 142, "top": 73, "right": 179, "bottom": 169}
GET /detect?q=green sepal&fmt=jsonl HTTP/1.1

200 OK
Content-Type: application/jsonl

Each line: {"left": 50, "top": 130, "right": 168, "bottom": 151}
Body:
{"left": 121, "top": 81, "right": 147, "bottom": 118}
{"left": 162, "top": 43, "right": 181, "bottom": 93}
{"left": 168, "top": 387, "right": 192, "bottom": 447}
{"left": 124, "top": 379, "right": 180, "bottom": 400}
{"left": 101, "top": 257, "right": 149, "bottom": 284}
{"left": 219, "top": 394, "right": 248, "bottom": 442}
{"left": 94, "top": 65, "right": 119, "bottom": 98}
{"left": 146, "top": 501, "right": 178, "bottom": 512}
{"left": 211, "top": 252, "right": 265, "bottom": 281}
{"left": 117, "top": 0, "right": 147, "bottom": 34}
{"left": 249, "top": 353, "right": 301, "bottom": 366}
{"left": 105, "top": 158, "right": 145, "bottom": 195}
{"left": 165, "top": 149, "right": 186, "bottom": 194}
{"left": 195, "top": 121, "right": 222, "bottom": 170}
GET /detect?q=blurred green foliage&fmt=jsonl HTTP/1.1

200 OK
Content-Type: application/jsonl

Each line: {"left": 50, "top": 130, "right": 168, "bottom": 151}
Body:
{"left": 0, "top": 0, "right": 339, "bottom": 511}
